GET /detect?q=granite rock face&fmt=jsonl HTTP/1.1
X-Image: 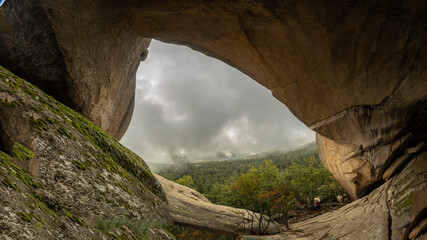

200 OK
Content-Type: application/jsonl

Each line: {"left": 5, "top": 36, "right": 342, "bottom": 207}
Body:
{"left": 155, "top": 174, "right": 281, "bottom": 236}
{"left": 0, "top": 0, "right": 150, "bottom": 140}
{"left": 0, "top": 0, "right": 426, "bottom": 238}
{"left": 0, "top": 0, "right": 425, "bottom": 138}
{"left": 0, "top": 66, "right": 173, "bottom": 239}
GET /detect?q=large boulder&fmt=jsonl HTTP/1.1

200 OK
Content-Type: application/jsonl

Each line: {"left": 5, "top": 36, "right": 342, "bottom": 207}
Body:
{"left": 0, "top": 0, "right": 150, "bottom": 140}
{"left": 155, "top": 174, "right": 281, "bottom": 236}
{"left": 0, "top": 66, "right": 173, "bottom": 239}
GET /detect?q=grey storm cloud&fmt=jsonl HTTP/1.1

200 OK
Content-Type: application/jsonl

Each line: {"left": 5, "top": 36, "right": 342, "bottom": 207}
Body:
{"left": 120, "top": 40, "right": 315, "bottom": 162}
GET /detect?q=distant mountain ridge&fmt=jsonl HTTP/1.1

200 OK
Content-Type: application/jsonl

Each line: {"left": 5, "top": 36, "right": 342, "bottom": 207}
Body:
{"left": 147, "top": 141, "right": 317, "bottom": 170}
{"left": 148, "top": 141, "right": 319, "bottom": 180}
{"left": 239, "top": 141, "right": 317, "bottom": 160}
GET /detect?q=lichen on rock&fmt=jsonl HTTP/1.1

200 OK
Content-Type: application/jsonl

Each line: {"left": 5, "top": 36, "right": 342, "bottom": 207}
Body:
{"left": 0, "top": 65, "right": 174, "bottom": 239}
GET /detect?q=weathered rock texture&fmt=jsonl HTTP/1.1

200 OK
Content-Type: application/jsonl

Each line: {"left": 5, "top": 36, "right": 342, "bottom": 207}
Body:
{"left": 0, "top": 1, "right": 150, "bottom": 140}
{"left": 242, "top": 156, "right": 425, "bottom": 240}
{"left": 0, "top": 0, "right": 425, "bottom": 137}
{"left": 0, "top": 66, "right": 174, "bottom": 239}
{"left": 0, "top": 0, "right": 426, "bottom": 238}
{"left": 317, "top": 137, "right": 427, "bottom": 239}
{"left": 155, "top": 174, "right": 281, "bottom": 236}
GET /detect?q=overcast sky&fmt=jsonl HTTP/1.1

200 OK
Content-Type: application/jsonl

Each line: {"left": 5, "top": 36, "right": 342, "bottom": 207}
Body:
{"left": 120, "top": 40, "right": 314, "bottom": 163}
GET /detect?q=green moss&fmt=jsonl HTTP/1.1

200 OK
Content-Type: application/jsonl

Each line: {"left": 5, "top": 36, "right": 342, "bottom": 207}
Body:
{"left": 394, "top": 170, "right": 413, "bottom": 188}
{"left": 0, "top": 65, "right": 163, "bottom": 198}
{"left": 13, "top": 167, "right": 39, "bottom": 188}
{"left": 31, "top": 106, "right": 42, "bottom": 112}
{"left": 0, "top": 98, "right": 22, "bottom": 107}
{"left": 12, "top": 142, "right": 34, "bottom": 161}
{"left": 72, "top": 160, "right": 87, "bottom": 171}
{"left": 63, "top": 210, "right": 73, "bottom": 218}
{"left": 394, "top": 193, "right": 412, "bottom": 213}
{"left": 12, "top": 100, "right": 22, "bottom": 107}
{"left": 0, "top": 68, "right": 23, "bottom": 89}
{"left": 0, "top": 88, "right": 15, "bottom": 94}
{"left": 2, "top": 177, "right": 17, "bottom": 190}
{"left": 46, "top": 118, "right": 57, "bottom": 124}
{"left": 117, "top": 181, "right": 132, "bottom": 195}
{"left": 162, "top": 224, "right": 178, "bottom": 238}
{"left": 36, "top": 222, "right": 43, "bottom": 229}
{"left": 63, "top": 211, "right": 85, "bottom": 226}
{"left": 393, "top": 183, "right": 412, "bottom": 200}
{"left": 0, "top": 150, "right": 39, "bottom": 188}
{"left": 0, "top": 151, "right": 13, "bottom": 161}
{"left": 33, "top": 193, "right": 43, "bottom": 201}
{"left": 18, "top": 212, "right": 32, "bottom": 222}
{"left": 32, "top": 214, "right": 45, "bottom": 224}
{"left": 108, "top": 233, "right": 121, "bottom": 240}
{"left": 41, "top": 93, "right": 162, "bottom": 196}
{"left": 29, "top": 196, "right": 54, "bottom": 215}
{"left": 24, "top": 87, "right": 40, "bottom": 100}
{"left": 58, "top": 126, "right": 73, "bottom": 138}
{"left": 32, "top": 118, "right": 49, "bottom": 131}
{"left": 58, "top": 106, "right": 155, "bottom": 186}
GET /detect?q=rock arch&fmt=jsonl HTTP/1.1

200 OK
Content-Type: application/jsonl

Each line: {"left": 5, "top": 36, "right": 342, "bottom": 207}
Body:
{"left": 0, "top": 0, "right": 426, "bottom": 237}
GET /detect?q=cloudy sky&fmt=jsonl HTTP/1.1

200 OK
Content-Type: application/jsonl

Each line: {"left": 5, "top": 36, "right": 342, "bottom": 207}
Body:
{"left": 120, "top": 40, "right": 314, "bottom": 163}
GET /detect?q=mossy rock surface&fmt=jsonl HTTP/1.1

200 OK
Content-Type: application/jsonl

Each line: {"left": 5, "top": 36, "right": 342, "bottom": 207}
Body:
{"left": 12, "top": 142, "right": 35, "bottom": 161}
{"left": 0, "top": 65, "right": 174, "bottom": 239}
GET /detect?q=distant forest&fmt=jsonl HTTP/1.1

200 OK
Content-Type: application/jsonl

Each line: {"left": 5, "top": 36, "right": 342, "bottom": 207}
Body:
{"left": 154, "top": 142, "right": 344, "bottom": 232}
{"left": 153, "top": 142, "right": 323, "bottom": 195}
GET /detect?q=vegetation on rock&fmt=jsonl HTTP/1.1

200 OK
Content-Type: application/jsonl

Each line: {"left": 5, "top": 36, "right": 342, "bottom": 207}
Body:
{"left": 0, "top": 150, "right": 39, "bottom": 188}
{"left": 12, "top": 142, "right": 35, "bottom": 161}
{"left": 0, "top": 65, "right": 173, "bottom": 239}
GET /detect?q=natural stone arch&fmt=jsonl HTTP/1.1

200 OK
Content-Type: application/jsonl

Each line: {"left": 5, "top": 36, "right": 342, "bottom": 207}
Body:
{"left": 0, "top": 0, "right": 425, "bottom": 206}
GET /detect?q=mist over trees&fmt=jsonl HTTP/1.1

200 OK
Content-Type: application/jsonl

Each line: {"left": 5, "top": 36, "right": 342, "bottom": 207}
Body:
{"left": 157, "top": 143, "right": 345, "bottom": 233}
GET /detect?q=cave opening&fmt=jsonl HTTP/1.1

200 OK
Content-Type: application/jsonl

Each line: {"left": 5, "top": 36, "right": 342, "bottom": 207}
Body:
{"left": 120, "top": 40, "right": 315, "bottom": 165}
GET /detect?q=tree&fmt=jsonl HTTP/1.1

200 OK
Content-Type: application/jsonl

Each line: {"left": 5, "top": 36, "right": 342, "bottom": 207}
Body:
{"left": 167, "top": 155, "right": 345, "bottom": 233}
{"left": 233, "top": 166, "right": 264, "bottom": 234}
{"left": 271, "top": 176, "right": 296, "bottom": 228}
{"left": 283, "top": 155, "right": 343, "bottom": 205}
{"left": 205, "top": 176, "right": 240, "bottom": 207}
{"left": 232, "top": 161, "right": 294, "bottom": 234}
{"left": 259, "top": 160, "right": 279, "bottom": 186}
{"left": 176, "top": 175, "right": 195, "bottom": 188}
{"left": 318, "top": 175, "right": 345, "bottom": 203}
